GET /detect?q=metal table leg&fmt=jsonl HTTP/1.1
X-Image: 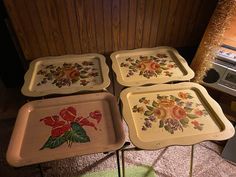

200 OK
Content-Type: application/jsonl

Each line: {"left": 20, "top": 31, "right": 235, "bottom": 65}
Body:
{"left": 121, "top": 149, "right": 125, "bottom": 177}
{"left": 116, "top": 150, "right": 121, "bottom": 177}
{"left": 189, "top": 145, "right": 194, "bottom": 177}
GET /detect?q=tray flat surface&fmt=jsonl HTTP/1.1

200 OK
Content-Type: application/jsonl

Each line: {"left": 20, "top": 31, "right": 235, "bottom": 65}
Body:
{"left": 111, "top": 46, "right": 194, "bottom": 86}
{"left": 22, "top": 54, "right": 110, "bottom": 97}
{"left": 120, "top": 82, "right": 234, "bottom": 149}
{"left": 7, "top": 92, "right": 125, "bottom": 167}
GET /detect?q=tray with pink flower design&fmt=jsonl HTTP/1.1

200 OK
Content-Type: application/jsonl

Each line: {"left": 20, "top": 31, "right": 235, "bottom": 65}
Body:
{"left": 111, "top": 46, "right": 195, "bottom": 86}
{"left": 120, "top": 82, "right": 235, "bottom": 149}
{"left": 7, "top": 92, "right": 125, "bottom": 167}
{"left": 21, "top": 54, "right": 110, "bottom": 97}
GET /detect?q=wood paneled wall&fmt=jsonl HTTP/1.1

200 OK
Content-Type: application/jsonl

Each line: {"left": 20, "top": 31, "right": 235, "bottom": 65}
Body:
{"left": 4, "top": 0, "right": 218, "bottom": 60}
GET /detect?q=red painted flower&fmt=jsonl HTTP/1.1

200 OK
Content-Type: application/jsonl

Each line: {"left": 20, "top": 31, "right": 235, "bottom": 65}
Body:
{"left": 40, "top": 116, "right": 65, "bottom": 127}
{"left": 153, "top": 107, "right": 167, "bottom": 119}
{"left": 60, "top": 106, "right": 76, "bottom": 121}
{"left": 51, "top": 124, "right": 71, "bottom": 138}
{"left": 171, "top": 105, "right": 186, "bottom": 120}
{"left": 89, "top": 110, "right": 102, "bottom": 123}
{"left": 75, "top": 117, "right": 97, "bottom": 130}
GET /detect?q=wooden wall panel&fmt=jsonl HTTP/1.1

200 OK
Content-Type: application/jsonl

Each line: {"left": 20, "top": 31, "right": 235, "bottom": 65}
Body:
{"left": 4, "top": 0, "right": 218, "bottom": 60}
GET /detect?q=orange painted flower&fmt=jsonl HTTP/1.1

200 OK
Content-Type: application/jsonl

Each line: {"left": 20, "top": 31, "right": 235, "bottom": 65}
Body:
{"left": 138, "top": 60, "right": 159, "bottom": 72}
{"left": 150, "top": 62, "right": 160, "bottom": 70}
{"left": 178, "top": 92, "right": 188, "bottom": 99}
{"left": 171, "top": 105, "right": 186, "bottom": 120}
{"left": 159, "top": 99, "right": 175, "bottom": 108}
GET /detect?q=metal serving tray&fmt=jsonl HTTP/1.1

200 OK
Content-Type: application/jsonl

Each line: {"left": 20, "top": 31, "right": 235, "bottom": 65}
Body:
{"left": 120, "top": 82, "right": 234, "bottom": 149}
{"left": 22, "top": 54, "right": 110, "bottom": 97}
{"left": 111, "top": 46, "right": 194, "bottom": 87}
{"left": 7, "top": 92, "right": 125, "bottom": 167}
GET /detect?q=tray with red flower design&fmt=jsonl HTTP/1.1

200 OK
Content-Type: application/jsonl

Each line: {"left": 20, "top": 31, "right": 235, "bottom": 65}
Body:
{"left": 120, "top": 82, "right": 234, "bottom": 149}
{"left": 111, "top": 46, "right": 195, "bottom": 86}
{"left": 21, "top": 54, "right": 110, "bottom": 97}
{"left": 7, "top": 92, "right": 125, "bottom": 167}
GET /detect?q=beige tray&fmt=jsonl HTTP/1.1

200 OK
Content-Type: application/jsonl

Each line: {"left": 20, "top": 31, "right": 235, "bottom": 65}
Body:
{"left": 111, "top": 46, "right": 195, "bottom": 86}
{"left": 21, "top": 54, "right": 110, "bottom": 97}
{"left": 7, "top": 92, "right": 125, "bottom": 167}
{"left": 120, "top": 82, "right": 235, "bottom": 149}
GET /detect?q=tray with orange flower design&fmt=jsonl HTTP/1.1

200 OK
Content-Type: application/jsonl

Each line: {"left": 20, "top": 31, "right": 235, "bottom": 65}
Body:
{"left": 111, "top": 46, "right": 195, "bottom": 86}
{"left": 120, "top": 82, "right": 234, "bottom": 149}
{"left": 21, "top": 54, "right": 110, "bottom": 97}
{"left": 7, "top": 92, "right": 125, "bottom": 167}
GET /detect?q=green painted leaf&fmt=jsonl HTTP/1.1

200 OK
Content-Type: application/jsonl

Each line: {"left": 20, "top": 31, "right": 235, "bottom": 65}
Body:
{"left": 152, "top": 101, "right": 158, "bottom": 107}
{"left": 40, "top": 136, "right": 66, "bottom": 150}
{"left": 161, "top": 67, "right": 169, "bottom": 70}
{"left": 180, "top": 118, "right": 189, "bottom": 126}
{"left": 144, "top": 110, "right": 153, "bottom": 116}
{"left": 184, "top": 107, "right": 193, "bottom": 112}
{"left": 187, "top": 114, "right": 198, "bottom": 119}
{"left": 170, "top": 95, "right": 175, "bottom": 100}
{"left": 71, "top": 122, "right": 90, "bottom": 143}
{"left": 80, "top": 75, "right": 89, "bottom": 78}
{"left": 146, "top": 105, "right": 154, "bottom": 111}
{"left": 159, "top": 120, "right": 164, "bottom": 128}
{"left": 164, "top": 125, "right": 174, "bottom": 134}
{"left": 155, "top": 69, "right": 162, "bottom": 74}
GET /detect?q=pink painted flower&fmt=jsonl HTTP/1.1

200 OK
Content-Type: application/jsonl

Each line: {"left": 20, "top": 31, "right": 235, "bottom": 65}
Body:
{"left": 194, "top": 109, "right": 203, "bottom": 116}
{"left": 191, "top": 120, "right": 200, "bottom": 127}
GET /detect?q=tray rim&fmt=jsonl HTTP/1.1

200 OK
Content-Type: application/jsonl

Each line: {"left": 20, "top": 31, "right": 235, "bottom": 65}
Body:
{"left": 120, "top": 82, "right": 235, "bottom": 150}
{"left": 21, "top": 54, "right": 111, "bottom": 97}
{"left": 7, "top": 92, "right": 125, "bottom": 167}
{"left": 111, "top": 46, "right": 195, "bottom": 86}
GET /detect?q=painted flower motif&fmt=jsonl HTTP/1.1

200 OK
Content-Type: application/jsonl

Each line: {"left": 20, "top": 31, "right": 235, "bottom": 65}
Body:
{"left": 171, "top": 105, "right": 186, "bottom": 120}
{"left": 60, "top": 106, "right": 76, "bottom": 122}
{"left": 153, "top": 107, "right": 167, "bottom": 119}
{"left": 120, "top": 54, "right": 176, "bottom": 78}
{"left": 89, "top": 110, "right": 102, "bottom": 123}
{"left": 132, "top": 92, "right": 208, "bottom": 134}
{"left": 40, "top": 116, "right": 65, "bottom": 127}
{"left": 51, "top": 124, "right": 71, "bottom": 138}
{"left": 40, "top": 107, "right": 102, "bottom": 150}
{"left": 194, "top": 109, "right": 203, "bottom": 116}
{"left": 75, "top": 116, "right": 97, "bottom": 130}
{"left": 167, "top": 64, "right": 174, "bottom": 68}
{"left": 36, "top": 62, "right": 98, "bottom": 88}
{"left": 191, "top": 120, "right": 204, "bottom": 131}
{"left": 178, "top": 92, "right": 189, "bottom": 99}
{"left": 159, "top": 99, "right": 175, "bottom": 108}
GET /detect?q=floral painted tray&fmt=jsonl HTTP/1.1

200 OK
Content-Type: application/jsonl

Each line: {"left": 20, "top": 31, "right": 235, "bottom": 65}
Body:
{"left": 21, "top": 54, "right": 110, "bottom": 97}
{"left": 7, "top": 92, "right": 125, "bottom": 167}
{"left": 111, "top": 46, "right": 195, "bottom": 86}
{"left": 120, "top": 82, "right": 234, "bottom": 149}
